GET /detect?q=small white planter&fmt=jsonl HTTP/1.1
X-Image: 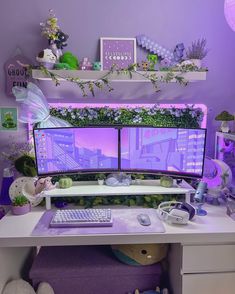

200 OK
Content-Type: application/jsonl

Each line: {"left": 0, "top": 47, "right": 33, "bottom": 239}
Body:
{"left": 189, "top": 59, "right": 202, "bottom": 68}
{"left": 98, "top": 179, "right": 104, "bottom": 185}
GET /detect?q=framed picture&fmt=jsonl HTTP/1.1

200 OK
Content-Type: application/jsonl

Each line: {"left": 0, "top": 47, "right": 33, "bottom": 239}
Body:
{"left": 100, "top": 37, "right": 136, "bottom": 70}
{"left": 0, "top": 107, "right": 18, "bottom": 131}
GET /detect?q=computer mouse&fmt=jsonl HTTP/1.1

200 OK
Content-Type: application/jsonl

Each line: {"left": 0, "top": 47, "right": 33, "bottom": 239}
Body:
{"left": 137, "top": 214, "right": 151, "bottom": 226}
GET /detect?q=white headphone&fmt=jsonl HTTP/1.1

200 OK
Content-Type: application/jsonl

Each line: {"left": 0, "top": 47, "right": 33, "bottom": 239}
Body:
{"left": 157, "top": 201, "right": 195, "bottom": 225}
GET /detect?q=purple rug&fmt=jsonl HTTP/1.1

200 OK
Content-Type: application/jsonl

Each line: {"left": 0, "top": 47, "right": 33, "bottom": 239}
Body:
{"left": 31, "top": 208, "right": 165, "bottom": 236}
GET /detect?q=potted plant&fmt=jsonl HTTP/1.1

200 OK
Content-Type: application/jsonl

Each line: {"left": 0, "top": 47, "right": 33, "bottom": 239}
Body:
{"left": 95, "top": 173, "right": 106, "bottom": 185}
{"left": 11, "top": 195, "right": 31, "bottom": 215}
{"left": 131, "top": 173, "right": 145, "bottom": 184}
{"left": 215, "top": 111, "right": 234, "bottom": 133}
{"left": 186, "top": 38, "right": 208, "bottom": 68}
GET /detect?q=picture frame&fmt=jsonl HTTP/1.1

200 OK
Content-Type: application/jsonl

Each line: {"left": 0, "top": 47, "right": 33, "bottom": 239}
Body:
{"left": 0, "top": 107, "right": 18, "bottom": 131}
{"left": 100, "top": 37, "right": 136, "bottom": 70}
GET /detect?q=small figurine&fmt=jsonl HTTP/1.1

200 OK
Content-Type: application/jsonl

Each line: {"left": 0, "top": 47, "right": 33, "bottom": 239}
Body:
{"left": 54, "top": 30, "right": 69, "bottom": 50}
{"left": 36, "top": 49, "right": 57, "bottom": 69}
{"left": 80, "top": 57, "right": 93, "bottom": 70}
{"left": 141, "top": 61, "right": 149, "bottom": 71}
{"left": 147, "top": 54, "right": 158, "bottom": 71}
{"left": 93, "top": 61, "right": 101, "bottom": 71}
{"left": 173, "top": 43, "right": 185, "bottom": 63}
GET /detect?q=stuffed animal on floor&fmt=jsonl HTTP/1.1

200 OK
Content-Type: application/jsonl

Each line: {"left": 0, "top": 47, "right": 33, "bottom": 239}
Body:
{"left": 135, "top": 287, "right": 160, "bottom": 294}
{"left": 2, "top": 279, "right": 54, "bottom": 294}
{"left": 133, "top": 287, "right": 169, "bottom": 294}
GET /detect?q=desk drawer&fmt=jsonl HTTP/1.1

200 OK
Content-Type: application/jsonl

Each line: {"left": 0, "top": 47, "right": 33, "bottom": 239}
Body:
{"left": 182, "top": 244, "right": 235, "bottom": 273}
{"left": 182, "top": 272, "right": 235, "bottom": 294}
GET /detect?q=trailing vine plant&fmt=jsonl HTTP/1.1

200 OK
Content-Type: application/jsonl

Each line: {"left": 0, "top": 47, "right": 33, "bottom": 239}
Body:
{"left": 33, "top": 63, "right": 207, "bottom": 97}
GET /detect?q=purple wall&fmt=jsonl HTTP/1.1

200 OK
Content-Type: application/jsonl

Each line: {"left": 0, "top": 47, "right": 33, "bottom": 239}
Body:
{"left": 0, "top": 0, "right": 235, "bottom": 180}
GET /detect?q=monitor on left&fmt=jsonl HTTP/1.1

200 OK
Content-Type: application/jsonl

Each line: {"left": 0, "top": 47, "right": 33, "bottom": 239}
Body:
{"left": 33, "top": 127, "right": 119, "bottom": 175}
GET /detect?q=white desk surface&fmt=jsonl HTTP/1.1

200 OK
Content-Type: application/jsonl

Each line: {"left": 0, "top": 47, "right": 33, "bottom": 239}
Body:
{"left": 0, "top": 204, "right": 234, "bottom": 247}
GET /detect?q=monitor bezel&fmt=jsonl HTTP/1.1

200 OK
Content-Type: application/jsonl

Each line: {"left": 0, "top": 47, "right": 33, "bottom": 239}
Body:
{"left": 33, "top": 125, "right": 207, "bottom": 179}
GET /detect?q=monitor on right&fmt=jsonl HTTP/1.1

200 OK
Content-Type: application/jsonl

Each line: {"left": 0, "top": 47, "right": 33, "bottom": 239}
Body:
{"left": 120, "top": 127, "right": 207, "bottom": 178}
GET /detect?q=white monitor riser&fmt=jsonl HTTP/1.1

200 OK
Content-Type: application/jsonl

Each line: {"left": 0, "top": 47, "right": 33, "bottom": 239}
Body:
{"left": 43, "top": 179, "right": 195, "bottom": 210}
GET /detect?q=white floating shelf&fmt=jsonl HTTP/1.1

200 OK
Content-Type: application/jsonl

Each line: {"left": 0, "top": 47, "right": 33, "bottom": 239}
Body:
{"left": 32, "top": 69, "right": 207, "bottom": 82}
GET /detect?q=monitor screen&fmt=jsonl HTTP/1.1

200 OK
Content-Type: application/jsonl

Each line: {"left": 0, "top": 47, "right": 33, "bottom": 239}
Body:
{"left": 120, "top": 127, "right": 206, "bottom": 178}
{"left": 34, "top": 127, "right": 119, "bottom": 175}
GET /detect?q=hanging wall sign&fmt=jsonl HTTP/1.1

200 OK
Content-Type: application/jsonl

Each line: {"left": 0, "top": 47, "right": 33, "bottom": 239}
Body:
{"left": 4, "top": 55, "right": 32, "bottom": 97}
{"left": 100, "top": 37, "right": 136, "bottom": 70}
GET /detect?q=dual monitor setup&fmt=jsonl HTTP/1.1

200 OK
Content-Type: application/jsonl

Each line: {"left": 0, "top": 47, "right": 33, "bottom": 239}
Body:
{"left": 33, "top": 125, "right": 207, "bottom": 179}
{"left": 33, "top": 125, "right": 207, "bottom": 228}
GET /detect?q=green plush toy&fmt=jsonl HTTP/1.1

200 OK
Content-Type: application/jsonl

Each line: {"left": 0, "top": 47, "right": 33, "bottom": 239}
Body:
{"left": 160, "top": 176, "right": 173, "bottom": 188}
{"left": 57, "top": 52, "right": 79, "bottom": 70}
{"left": 59, "top": 177, "right": 73, "bottom": 189}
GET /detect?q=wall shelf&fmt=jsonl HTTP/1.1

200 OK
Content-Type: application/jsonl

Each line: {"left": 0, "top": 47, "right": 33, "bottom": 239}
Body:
{"left": 32, "top": 69, "right": 207, "bottom": 82}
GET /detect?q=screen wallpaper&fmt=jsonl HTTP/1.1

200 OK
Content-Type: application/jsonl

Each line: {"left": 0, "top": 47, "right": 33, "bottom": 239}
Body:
{"left": 34, "top": 128, "right": 119, "bottom": 174}
{"left": 121, "top": 127, "right": 206, "bottom": 176}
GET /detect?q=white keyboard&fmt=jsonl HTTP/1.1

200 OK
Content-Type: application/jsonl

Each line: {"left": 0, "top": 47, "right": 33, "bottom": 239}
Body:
{"left": 50, "top": 208, "right": 113, "bottom": 228}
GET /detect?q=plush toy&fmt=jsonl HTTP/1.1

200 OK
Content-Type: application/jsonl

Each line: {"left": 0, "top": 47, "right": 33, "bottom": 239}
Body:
{"left": 2, "top": 279, "right": 55, "bottom": 294}
{"left": 36, "top": 49, "right": 57, "bottom": 69}
{"left": 54, "top": 30, "right": 69, "bottom": 50}
{"left": 59, "top": 177, "right": 73, "bottom": 189}
{"left": 57, "top": 51, "right": 79, "bottom": 69}
{"left": 35, "top": 177, "right": 56, "bottom": 195}
{"left": 134, "top": 287, "right": 161, "bottom": 294}
{"left": 111, "top": 243, "right": 168, "bottom": 266}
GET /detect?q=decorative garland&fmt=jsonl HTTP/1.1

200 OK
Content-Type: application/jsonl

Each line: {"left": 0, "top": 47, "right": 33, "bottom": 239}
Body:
{"left": 50, "top": 104, "right": 204, "bottom": 128}
{"left": 36, "top": 63, "right": 207, "bottom": 97}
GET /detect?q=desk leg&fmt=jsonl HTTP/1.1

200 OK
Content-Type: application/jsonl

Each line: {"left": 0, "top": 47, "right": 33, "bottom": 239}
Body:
{"left": 45, "top": 197, "right": 51, "bottom": 210}
{"left": 185, "top": 192, "right": 191, "bottom": 203}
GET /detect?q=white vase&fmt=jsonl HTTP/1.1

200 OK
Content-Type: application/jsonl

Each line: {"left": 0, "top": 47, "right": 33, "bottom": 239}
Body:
{"left": 98, "top": 179, "right": 104, "bottom": 185}
{"left": 190, "top": 59, "right": 202, "bottom": 68}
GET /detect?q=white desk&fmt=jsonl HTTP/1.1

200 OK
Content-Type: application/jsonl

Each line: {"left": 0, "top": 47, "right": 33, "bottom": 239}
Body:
{"left": 43, "top": 180, "right": 194, "bottom": 210}
{"left": 0, "top": 205, "right": 235, "bottom": 294}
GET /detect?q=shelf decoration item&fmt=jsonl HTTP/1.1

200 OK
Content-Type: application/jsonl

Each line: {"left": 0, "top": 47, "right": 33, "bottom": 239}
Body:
{"left": 11, "top": 195, "right": 31, "bottom": 215}
{"left": 173, "top": 43, "right": 185, "bottom": 63}
{"left": 56, "top": 51, "right": 79, "bottom": 70}
{"left": 36, "top": 49, "right": 57, "bottom": 69}
{"left": 147, "top": 54, "right": 158, "bottom": 70}
{"left": 80, "top": 57, "right": 93, "bottom": 70}
{"left": 4, "top": 54, "right": 32, "bottom": 97}
{"left": 100, "top": 37, "right": 136, "bottom": 70}
{"left": 215, "top": 110, "right": 234, "bottom": 133}
{"left": 93, "top": 61, "right": 101, "bottom": 71}
{"left": 59, "top": 177, "right": 73, "bottom": 189}
{"left": 12, "top": 82, "right": 72, "bottom": 128}
{"left": 0, "top": 107, "right": 17, "bottom": 131}
{"left": 0, "top": 168, "right": 14, "bottom": 205}
{"left": 95, "top": 173, "right": 106, "bottom": 186}
{"left": 40, "top": 9, "right": 69, "bottom": 59}
{"left": 160, "top": 176, "right": 173, "bottom": 188}
{"left": 224, "top": 0, "right": 235, "bottom": 31}
{"left": 185, "top": 38, "right": 208, "bottom": 68}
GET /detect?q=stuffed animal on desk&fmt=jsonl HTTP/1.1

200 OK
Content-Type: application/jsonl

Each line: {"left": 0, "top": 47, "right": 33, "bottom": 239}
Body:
{"left": 35, "top": 177, "right": 56, "bottom": 194}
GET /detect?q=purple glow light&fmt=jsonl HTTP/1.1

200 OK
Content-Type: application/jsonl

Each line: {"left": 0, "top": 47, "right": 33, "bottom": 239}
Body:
{"left": 224, "top": 0, "right": 235, "bottom": 31}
